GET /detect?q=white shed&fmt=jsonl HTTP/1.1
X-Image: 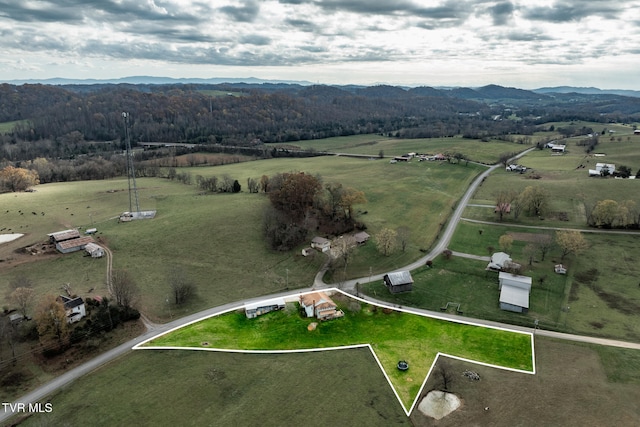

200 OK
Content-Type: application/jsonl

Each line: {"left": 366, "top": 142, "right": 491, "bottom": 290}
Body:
{"left": 498, "top": 272, "right": 531, "bottom": 313}
{"left": 84, "top": 242, "right": 105, "bottom": 258}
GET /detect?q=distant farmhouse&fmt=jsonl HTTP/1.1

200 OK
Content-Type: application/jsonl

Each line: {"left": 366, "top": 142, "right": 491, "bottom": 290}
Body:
{"left": 84, "top": 242, "right": 105, "bottom": 258}
{"left": 589, "top": 163, "right": 616, "bottom": 176}
{"left": 310, "top": 236, "right": 331, "bottom": 253}
{"left": 48, "top": 229, "right": 96, "bottom": 254}
{"left": 300, "top": 291, "right": 344, "bottom": 321}
{"left": 498, "top": 272, "right": 531, "bottom": 313}
{"left": 383, "top": 271, "right": 413, "bottom": 294}
{"left": 58, "top": 295, "right": 86, "bottom": 323}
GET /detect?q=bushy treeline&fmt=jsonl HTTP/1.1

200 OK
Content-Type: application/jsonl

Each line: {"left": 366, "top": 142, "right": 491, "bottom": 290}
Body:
{"left": 262, "top": 172, "right": 366, "bottom": 250}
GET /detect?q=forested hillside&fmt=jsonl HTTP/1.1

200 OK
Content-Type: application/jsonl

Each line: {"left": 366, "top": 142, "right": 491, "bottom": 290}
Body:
{"left": 1, "top": 82, "right": 639, "bottom": 164}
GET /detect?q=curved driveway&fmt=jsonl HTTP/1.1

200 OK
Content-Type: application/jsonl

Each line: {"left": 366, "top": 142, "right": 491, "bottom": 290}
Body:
{"left": 4, "top": 146, "right": 640, "bottom": 423}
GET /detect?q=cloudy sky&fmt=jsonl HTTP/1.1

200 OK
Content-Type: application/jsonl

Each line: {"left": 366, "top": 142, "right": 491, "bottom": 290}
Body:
{"left": 1, "top": 0, "right": 639, "bottom": 89}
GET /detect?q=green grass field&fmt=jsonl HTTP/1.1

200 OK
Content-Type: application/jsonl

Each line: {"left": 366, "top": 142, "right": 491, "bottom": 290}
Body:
{"left": 271, "top": 134, "right": 533, "bottom": 164}
{"left": 1, "top": 156, "right": 481, "bottom": 321}
{"left": 143, "top": 293, "right": 533, "bottom": 410}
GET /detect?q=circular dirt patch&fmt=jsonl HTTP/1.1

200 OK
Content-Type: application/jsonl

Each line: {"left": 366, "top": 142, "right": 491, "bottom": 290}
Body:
{"left": 418, "top": 390, "right": 461, "bottom": 420}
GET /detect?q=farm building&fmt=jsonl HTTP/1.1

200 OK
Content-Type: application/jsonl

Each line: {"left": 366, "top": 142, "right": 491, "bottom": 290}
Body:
{"left": 85, "top": 228, "right": 97, "bottom": 235}
{"left": 354, "top": 231, "right": 370, "bottom": 244}
{"left": 551, "top": 144, "right": 566, "bottom": 153}
{"left": 300, "top": 291, "right": 344, "bottom": 321}
{"left": 56, "top": 236, "right": 95, "bottom": 254}
{"left": 311, "top": 236, "right": 331, "bottom": 252}
{"left": 596, "top": 163, "right": 615, "bottom": 173}
{"left": 393, "top": 156, "right": 411, "bottom": 162}
{"left": 487, "top": 252, "right": 519, "bottom": 272}
{"left": 245, "top": 298, "right": 286, "bottom": 319}
{"left": 498, "top": 272, "right": 531, "bottom": 313}
{"left": 48, "top": 229, "right": 80, "bottom": 243}
{"left": 383, "top": 271, "right": 413, "bottom": 293}
{"left": 634, "top": 129, "right": 640, "bottom": 135}
{"left": 555, "top": 264, "right": 567, "bottom": 274}
{"left": 58, "top": 295, "right": 86, "bottom": 323}
{"left": 84, "top": 242, "right": 105, "bottom": 258}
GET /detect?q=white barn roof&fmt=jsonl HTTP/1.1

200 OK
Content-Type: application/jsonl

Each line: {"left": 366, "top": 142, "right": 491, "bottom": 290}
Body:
{"left": 500, "top": 285, "right": 530, "bottom": 309}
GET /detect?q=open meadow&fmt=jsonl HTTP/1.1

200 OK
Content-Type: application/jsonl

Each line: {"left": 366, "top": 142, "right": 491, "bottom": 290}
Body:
{"left": 11, "top": 335, "right": 640, "bottom": 426}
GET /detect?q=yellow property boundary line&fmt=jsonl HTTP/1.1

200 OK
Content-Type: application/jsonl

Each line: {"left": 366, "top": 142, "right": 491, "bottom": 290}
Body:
{"left": 133, "top": 288, "right": 536, "bottom": 416}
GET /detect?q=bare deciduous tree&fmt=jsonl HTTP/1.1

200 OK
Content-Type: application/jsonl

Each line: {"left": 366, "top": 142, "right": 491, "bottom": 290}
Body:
{"left": 375, "top": 228, "right": 398, "bottom": 256}
{"left": 10, "top": 287, "right": 35, "bottom": 318}
{"left": 108, "top": 269, "right": 139, "bottom": 309}
{"left": 169, "top": 267, "right": 196, "bottom": 305}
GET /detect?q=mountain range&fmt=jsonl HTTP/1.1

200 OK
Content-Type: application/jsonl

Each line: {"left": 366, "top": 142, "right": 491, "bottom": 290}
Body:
{"left": 2, "top": 76, "right": 639, "bottom": 98}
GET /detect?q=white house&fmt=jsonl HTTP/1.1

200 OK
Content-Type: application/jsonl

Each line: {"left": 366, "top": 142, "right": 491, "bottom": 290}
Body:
{"left": 498, "top": 272, "right": 532, "bottom": 313}
{"left": 487, "top": 252, "right": 519, "bottom": 271}
{"left": 84, "top": 242, "right": 105, "bottom": 258}
{"left": 300, "top": 291, "right": 343, "bottom": 321}
{"left": 311, "top": 236, "right": 331, "bottom": 253}
{"left": 58, "top": 296, "right": 86, "bottom": 323}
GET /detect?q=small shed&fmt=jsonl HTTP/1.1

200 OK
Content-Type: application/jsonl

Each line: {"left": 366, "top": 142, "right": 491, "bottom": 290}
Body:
{"left": 245, "top": 298, "right": 286, "bottom": 319}
{"left": 311, "top": 236, "right": 331, "bottom": 252}
{"left": 498, "top": 272, "right": 531, "bottom": 313}
{"left": 354, "top": 231, "right": 370, "bottom": 245}
{"left": 84, "top": 242, "right": 105, "bottom": 258}
{"left": 554, "top": 264, "right": 567, "bottom": 274}
{"left": 383, "top": 271, "right": 413, "bottom": 294}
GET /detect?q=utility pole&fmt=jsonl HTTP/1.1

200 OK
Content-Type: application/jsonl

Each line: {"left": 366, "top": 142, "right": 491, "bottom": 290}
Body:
{"left": 122, "top": 112, "right": 140, "bottom": 214}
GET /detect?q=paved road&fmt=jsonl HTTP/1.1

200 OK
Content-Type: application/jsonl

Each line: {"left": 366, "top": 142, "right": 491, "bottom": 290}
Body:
{"left": 3, "top": 145, "right": 639, "bottom": 422}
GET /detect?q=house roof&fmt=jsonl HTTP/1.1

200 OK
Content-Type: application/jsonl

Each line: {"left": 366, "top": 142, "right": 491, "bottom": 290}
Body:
{"left": 499, "top": 272, "right": 532, "bottom": 290}
{"left": 500, "top": 284, "right": 530, "bottom": 309}
{"left": 488, "top": 252, "right": 511, "bottom": 270}
{"left": 385, "top": 271, "right": 413, "bottom": 286}
{"left": 48, "top": 229, "right": 80, "bottom": 242}
{"left": 300, "top": 291, "right": 335, "bottom": 308}
{"left": 60, "top": 296, "right": 84, "bottom": 309}
{"left": 57, "top": 236, "right": 95, "bottom": 250}
{"left": 245, "top": 297, "right": 286, "bottom": 311}
{"left": 311, "top": 236, "right": 330, "bottom": 245}
{"left": 84, "top": 242, "right": 103, "bottom": 253}
{"left": 354, "top": 231, "right": 370, "bottom": 243}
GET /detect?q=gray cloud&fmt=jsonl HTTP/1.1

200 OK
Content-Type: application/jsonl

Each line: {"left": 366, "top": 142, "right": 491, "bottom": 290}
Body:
{"left": 522, "top": 1, "right": 622, "bottom": 23}
{"left": 284, "top": 18, "right": 319, "bottom": 32}
{"left": 488, "top": 2, "right": 515, "bottom": 26}
{"left": 219, "top": 0, "right": 261, "bottom": 23}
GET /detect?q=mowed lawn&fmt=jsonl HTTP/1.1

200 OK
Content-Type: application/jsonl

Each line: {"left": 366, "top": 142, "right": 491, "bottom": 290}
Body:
{"left": 144, "top": 294, "right": 534, "bottom": 410}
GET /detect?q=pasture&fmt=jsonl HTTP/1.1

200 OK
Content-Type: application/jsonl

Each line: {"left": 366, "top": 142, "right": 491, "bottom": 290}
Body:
{"left": 11, "top": 336, "right": 640, "bottom": 426}
{"left": 272, "top": 134, "right": 533, "bottom": 164}
{"left": 1, "top": 156, "right": 482, "bottom": 321}
{"left": 143, "top": 294, "right": 534, "bottom": 410}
